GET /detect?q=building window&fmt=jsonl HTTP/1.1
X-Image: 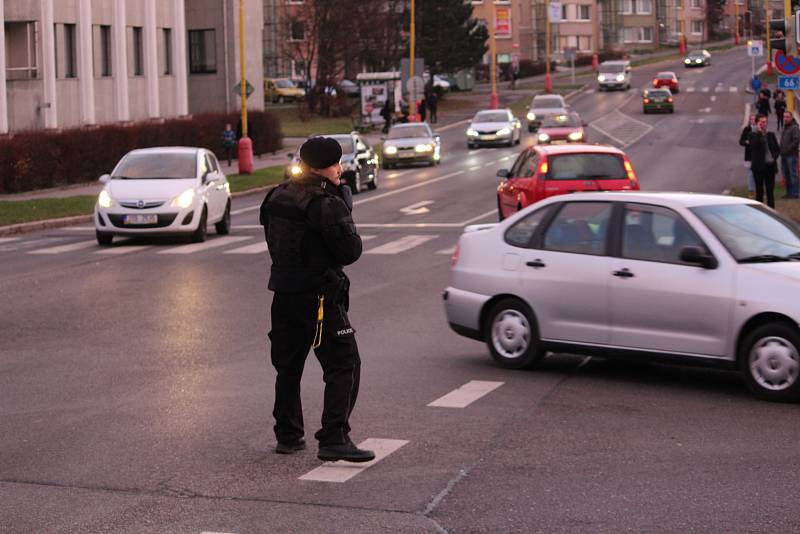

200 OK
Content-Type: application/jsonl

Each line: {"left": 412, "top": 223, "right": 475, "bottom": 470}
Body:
{"left": 98, "top": 25, "right": 112, "bottom": 77}
{"left": 579, "top": 35, "right": 592, "bottom": 50}
{"left": 637, "top": 0, "right": 653, "bottom": 14}
{"left": 188, "top": 29, "right": 217, "bottom": 74}
{"left": 56, "top": 23, "right": 77, "bottom": 78}
{"left": 691, "top": 0, "right": 701, "bottom": 7}
{"left": 562, "top": 4, "right": 570, "bottom": 20}
{"left": 691, "top": 20, "right": 704, "bottom": 34}
{"left": 163, "top": 28, "right": 173, "bottom": 75}
{"left": 622, "top": 0, "right": 634, "bottom": 14}
{"left": 5, "top": 21, "right": 39, "bottom": 80}
{"left": 623, "top": 27, "right": 653, "bottom": 42}
{"left": 578, "top": 5, "right": 591, "bottom": 20}
{"left": 289, "top": 20, "right": 305, "bottom": 41}
{"left": 132, "top": 26, "right": 144, "bottom": 76}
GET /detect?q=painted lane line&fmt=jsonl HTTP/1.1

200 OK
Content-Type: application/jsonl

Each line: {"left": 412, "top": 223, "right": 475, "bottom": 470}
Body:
{"left": 365, "top": 235, "right": 437, "bottom": 254}
{"left": 701, "top": 87, "right": 710, "bottom": 93}
{"left": 730, "top": 86, "right": 738, "bottom": 93}
{"left": 710, "top": 95, "right": 717, "bottom": 102}
{"left": 428, "top": 380, "right": 504, "bottom": 408}
{"left": 230, "top": 205, "right": 260, "bottom": 215}
{"left": 299, "top": 438, "right": 409, "bottom": 483}
{"left": 436, "top": 246, "right": 456, "bottom": 255}
{"left": 360, "top": 234, "right": 377, "bottom": 241}
{"left": 588, "top": 123, "right": 627, "bottom": 147}
{"left": 400, "top": 200, "right": 434, "bottom": 215}
{"left": 483, "top": 162, "right": 496, "bottom": 168}
{"left": 714, "top": 86, "right": 726, "bottom": 93}
{"left": 685, "top": 87, "right": 696, "bottom": 93}
{"left": 460, "top": 209, "right": 498, "bottom": 225}
{"left": 29, "top": 240, "right": 97, "bottom": 255}
{"left": 468, "top": 165, "right": 482, "bottom": 171}
{"left": 0, "top": 237, "right": 20, "bottom": 244}
{"left": 353, "top": 170, "right": 465, "bottom": 207}
{"left": 434, "top": 118, "right": 471, "bottom": 132}
{"left": 224, "top": 241, "right": 268, "bottom": 254}
{"left": 159, "top": 236, "right": 251, "bottom": 254}
{"left": 96, "top": 245, "right": 152, "bottom": 255}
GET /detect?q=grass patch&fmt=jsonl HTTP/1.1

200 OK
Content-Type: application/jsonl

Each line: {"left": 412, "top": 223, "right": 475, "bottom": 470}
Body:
{"left": 270, "top": 106, "right": 355, "bottom": 137}
{"left": 227, "top": 164, "right": 286, "bottom": 193}
{"left": 730, "top": 183, "right": 800, "bottom": 222}
{"left": 0, "top": 196, "right": 96, "bottom": 226}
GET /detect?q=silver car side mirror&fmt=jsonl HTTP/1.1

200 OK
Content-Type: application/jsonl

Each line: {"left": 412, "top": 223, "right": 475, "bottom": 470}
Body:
{"left": 99, "top": 174, "right": 110, "bottom": 183}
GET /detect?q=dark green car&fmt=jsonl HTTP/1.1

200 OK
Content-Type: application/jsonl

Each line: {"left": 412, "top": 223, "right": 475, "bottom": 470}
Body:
{"left": 642, "top": 88, "right": 674, "bottom": 114}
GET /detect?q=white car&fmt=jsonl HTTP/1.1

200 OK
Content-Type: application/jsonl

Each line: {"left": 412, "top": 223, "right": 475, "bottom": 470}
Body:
{"left": 94, "top": 147, "right": 231, "bottom": 245}
{"left": 466, "top": 109, "right": 522, "bottom": 148}
{"left": 444, "top": 192, "right": 800, "bottom": 401}
{"left": 597, "top": 60, "right": 632, "bottom": 91}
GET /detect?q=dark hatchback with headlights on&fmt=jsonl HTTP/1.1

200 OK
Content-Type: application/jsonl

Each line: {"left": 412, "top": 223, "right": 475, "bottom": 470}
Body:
{"left": 284, "top": 132, "right": 379, "bottom": 193}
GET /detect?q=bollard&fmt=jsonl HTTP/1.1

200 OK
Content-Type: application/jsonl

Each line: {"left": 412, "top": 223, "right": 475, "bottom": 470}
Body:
{"left": 238, "top": 136, "right": 254, "bottom": 175}
{"left": 591, "top": 54, "right": 599, "bottom": 71}
{"left": 544, "top": 73, "right": 553, "bottom": 93}
{"left": 767, "top": 60, "right": 774, "bottom": 77}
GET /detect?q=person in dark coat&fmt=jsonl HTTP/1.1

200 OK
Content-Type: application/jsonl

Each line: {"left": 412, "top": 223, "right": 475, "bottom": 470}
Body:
{"left": 755, "top": 91, "right": 771, "bottom": 119}
{"left": 774, "top": 90, "right": 787, "bottom": 131}
{"left": 780, "top": 110, "right": 800, "bottom": 198}
{"left": 427, "top": 91, "right": 438, "bottom": 124}
{"left": 259, "top": 136, "right": 375, "bottom": 463}
{"left": 739, "top": 113, "right": 757, "bottom": 196}
{"left": 748, "top": 114, "right": 781, "bottom": 208}
{"left": 380, "top": 98, "right": 393, "bottom": 134}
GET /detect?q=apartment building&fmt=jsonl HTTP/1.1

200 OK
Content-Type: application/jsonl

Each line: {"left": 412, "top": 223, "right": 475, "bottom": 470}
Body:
{"left": 1, "top": 0, "right": 263, "bottom": 135}
{"left": 470, "top": 1, "right": 536, "bottom": 66}
{"left": 662, "top": 0, "right": 708, "bottom": 46}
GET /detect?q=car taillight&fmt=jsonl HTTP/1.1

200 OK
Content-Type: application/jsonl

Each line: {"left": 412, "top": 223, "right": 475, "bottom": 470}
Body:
{"left": 624, "top": 159, "right": 637, "bottom": 182}
{"left": 667, "top": 97, "right": 673, "bottom": 103}
{"left": 451, "top": 244, "right": 460, "bottom": 267}
{"left": 643, "top": 98, "right": 650, "bottom": 104}
{"left": 652, "top": 79, "right": 658, "bottom": 86}
{"left": 538, "top": 161, "right": 548, "bottom": 174}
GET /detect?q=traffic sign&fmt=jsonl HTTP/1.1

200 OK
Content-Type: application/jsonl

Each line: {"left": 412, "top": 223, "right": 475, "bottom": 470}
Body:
{"left": 549, "top": 2, "right": 562, "bottom": 23}
{"left": 233, "top": 80, "right": 255, "bottom": 98}
{"left": 406, "top": 76, "right": 425, "bottom": 96}
{"left": 748, "top": 40, "right": 763, "bottom": 57}
{"left": 778, "top": 75, "right": 800, "bottom": 90}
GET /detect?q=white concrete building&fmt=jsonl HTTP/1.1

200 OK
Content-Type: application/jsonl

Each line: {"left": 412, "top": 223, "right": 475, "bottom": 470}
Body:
{"left": 1, "top": 0, "right": 264, "bottom": 135}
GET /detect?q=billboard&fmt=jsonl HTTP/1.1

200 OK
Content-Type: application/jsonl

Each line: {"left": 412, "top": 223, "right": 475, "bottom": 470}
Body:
{"left": 495, "top": 6, "right": 512, "bottom": 38}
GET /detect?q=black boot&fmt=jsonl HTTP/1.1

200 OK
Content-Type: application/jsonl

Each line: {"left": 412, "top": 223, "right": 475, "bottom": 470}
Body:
{"left": 318, "top": 441, "right": 375, "bottom": 463}
{"left": 275, "top": 437, "right": 306, "bottom": 454}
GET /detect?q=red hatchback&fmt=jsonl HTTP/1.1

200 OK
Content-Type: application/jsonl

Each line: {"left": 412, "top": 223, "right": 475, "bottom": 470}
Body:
{"left": 652, "top": 71, "right": 679, "bottom": 93}
{"left": 496, "top": 144, "right": 640, "bottom": 220}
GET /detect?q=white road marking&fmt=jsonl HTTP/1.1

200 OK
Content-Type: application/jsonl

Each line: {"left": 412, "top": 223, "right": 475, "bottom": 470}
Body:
{"left": 468, "top": 165, "right": 482, "bottom": 171}
{"left": 365, "top": 235, "right": 437, "bottom": 254}
{"left": 96, "top": 245, "right": 151, "bottom": 255}
{"left": 353, "top": 170, "right": 465, "bottom": 206}
{"left": 298, "top": 438, "right": 409, "bottom": 483}
{"left": 224, "top": 241, "right": 268, "bottom": 254}
{"left": 29, "top": 240, "right": 96, "bottom": 254}
{"left": 0, "top": 237, "right": 20, "bottom": 244}
{"left": 436, "top": 246, "right": 456, "bottom": 255}
{"left": 699, "top": 107, "right": 712, "bottom": 113}
{"left": 434, "top": 118, "right": 471, "bottom": 132}
{"left": 231, "top": 205, "right": 260, "bottom": 215}
{"left": 159, "top": 236, "right": 251, "bottom": 254}
{"left": 701, "top": 87, "right": 710, "bottom": 93}
{"left": 685, "top": 87, "right": 696, "bottom": 93}
{"left": 714, "top": 86, "right": 726, "bottom": 92}
{"left": 483, "top": 162, "right": 496, "bottom": 168}
{"left": 428, "top": 380, "right": 504, "bottom": 408}
{"left": 360, "top": 234, "right": 377, "bottom": 241}
{"left": 729, "top": 86, "right": 738, "bottom": 93}
{"left": 710, "top": 95, "right": 717, "bottom": 102}
{"left": 400, "top": 200, "right": 434, "bottom": 215}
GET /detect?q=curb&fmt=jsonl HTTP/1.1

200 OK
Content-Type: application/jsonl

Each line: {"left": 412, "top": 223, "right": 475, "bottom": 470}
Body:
{"left": 0, "top": 183, "right": 281, "bottom": 237}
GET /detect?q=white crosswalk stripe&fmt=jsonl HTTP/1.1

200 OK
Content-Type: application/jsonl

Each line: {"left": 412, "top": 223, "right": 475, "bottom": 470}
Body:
{"left": 428, "top": 380, "right": 504, "bottom": 408}
{"left": 0, "top": 237, "right": 20, "bottom": 244}
{"left": 365, "top": 235, "right": 437, "bottom": 255}
{"left": 686, "top": 87, "right": 696, "bottom": 93}
{"left": 96, "top": 245, "right": 152, "bottom": 255}
{"left": 223, "top": 241, "right": 268, "bottom": 254}
{"left": 159, "top": 236, "right": 252, "bottom": 255}
{"left": 299, "top": 438, "right": 409, "bottom": 483}
{"left": 436, "top": 246, "right": 456, "bottom": 255}
{"left": 701, "top": 87, "right": 710, "bottom": 93}
{"left": 29, "top": 240, "right": 96, "bottom": 254}
{"left": 729, "top": 86, "right": 738, "bottom": 92}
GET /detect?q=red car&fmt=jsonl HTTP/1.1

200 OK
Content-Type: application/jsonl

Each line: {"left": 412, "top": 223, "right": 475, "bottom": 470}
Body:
{"left": 496, "top": 144, "right": 639, "bottom": 220}
{"left": 535, "top": 113, "right": 587, "bottom": 144}
{"left": 652, "top": 71, "right": 679, "bottom": 93}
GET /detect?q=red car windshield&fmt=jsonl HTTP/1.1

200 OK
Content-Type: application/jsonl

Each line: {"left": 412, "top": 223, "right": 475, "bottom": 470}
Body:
{"left": 547, "top": 153, "right": 627, "bottom": 181}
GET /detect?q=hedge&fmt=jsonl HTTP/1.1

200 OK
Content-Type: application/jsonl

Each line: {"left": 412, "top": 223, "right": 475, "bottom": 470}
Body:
{"left": 0, "top": 111, "right": 282, "bottom": 194}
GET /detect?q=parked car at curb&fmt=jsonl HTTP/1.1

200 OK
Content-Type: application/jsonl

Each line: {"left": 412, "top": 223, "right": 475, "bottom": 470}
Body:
{"left": 526, "top": 94, "right": 569, "bottom": 132}
{"left": 467, "top": 109, "right": 522, "bottom": 148}
{"left": 496, "top": 144, "right": 639, "bottom": 220}
{"left": 445, "top": 192, "right": 800, "bottom": 402}
{"left": 284, "top": 133, "right": 378, "bottom": 193}
{"left": 382, "top": 123, "right": 442, "bottom": 168}
{"left": 94, "top": 147, "right": 231, "bottom": 245}
{"left": 264, "top": 78, "right": 305, "bottom": 103}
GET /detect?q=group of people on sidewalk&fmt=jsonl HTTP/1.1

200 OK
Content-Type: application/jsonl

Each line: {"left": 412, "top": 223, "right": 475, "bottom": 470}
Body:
{"left": 379, "top": 81, "right": 439, "bottom": 134}
{"left": 740, "top": 106, "right": 800, "bottom": 208}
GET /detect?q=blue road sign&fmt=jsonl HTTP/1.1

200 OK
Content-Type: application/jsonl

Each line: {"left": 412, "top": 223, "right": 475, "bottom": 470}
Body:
{"left": 778, "top": 76, "right": 800, "bottom": 90}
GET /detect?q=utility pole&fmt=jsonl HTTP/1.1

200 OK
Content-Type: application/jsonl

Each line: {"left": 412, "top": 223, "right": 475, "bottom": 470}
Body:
{"left": 410, "top": 0, "right": 417, "bottom": 121}
{"left": 735, "top": 2, "right": 740, "bottom": 45}
{"left": 238, "top": 0, "right": 253, "bottom": 174}
{"left": 490, "top": 0, "right": 498, "bottom": 108}
{"left": 545, "top": 1, "right": 552, "bottom": 92}
{"left": 767, "top": 0, "right": 773, "bottom": 75}
{"left": 785, "top": 0, "right": 795, "bottom": 112}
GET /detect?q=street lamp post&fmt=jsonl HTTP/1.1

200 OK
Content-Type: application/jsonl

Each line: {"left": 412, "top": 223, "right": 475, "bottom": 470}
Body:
{"left": 544, "top": 2, "right": 552, "bottom": 92}
{"left": 489, "top": 1, "right": 499, "bottom": 108}
{"left": 237, "top": 0, "right": 253, "bottom": 174}
{"left": 735, "top": 2, "right": 740, "bottom": 45}
{"left": 410, "top": 0, "right": 418, "bottom": 121}
{"left": 766, "top": 1, "right": 773, "bottom": 76}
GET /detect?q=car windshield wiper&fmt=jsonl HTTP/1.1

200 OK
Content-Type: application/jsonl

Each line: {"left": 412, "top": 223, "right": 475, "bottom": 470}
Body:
{"left": 739, "top": 254, "right": 792, "bottom": 263}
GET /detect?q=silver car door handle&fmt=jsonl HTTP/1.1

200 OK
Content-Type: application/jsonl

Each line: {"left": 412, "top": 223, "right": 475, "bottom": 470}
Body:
{"left": 526, "top": 259, "right": 546, "bottom": 268}
{"left": 613, "top": 268, "right": 634, "bottom": 278}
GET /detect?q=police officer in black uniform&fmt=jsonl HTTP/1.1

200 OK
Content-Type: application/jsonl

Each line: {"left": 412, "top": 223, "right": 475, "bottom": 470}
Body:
{"left": 259, "top": 136, "right": 375, "bottom": 463}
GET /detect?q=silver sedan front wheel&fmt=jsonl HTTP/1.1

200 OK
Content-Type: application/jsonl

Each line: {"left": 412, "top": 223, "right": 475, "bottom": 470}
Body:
{"left": 485, "top": 298, "right": 544, "bottom": 369}
{"left": 740, "top": 323, "right": 800, "bottom": 402}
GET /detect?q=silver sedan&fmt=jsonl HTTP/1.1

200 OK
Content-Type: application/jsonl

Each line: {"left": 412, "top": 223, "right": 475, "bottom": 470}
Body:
{"left": 443, "top": 192, "right": 800, "bottom": 402}
{"left": 466, "top": 109, "right": 522, "bottom": 148}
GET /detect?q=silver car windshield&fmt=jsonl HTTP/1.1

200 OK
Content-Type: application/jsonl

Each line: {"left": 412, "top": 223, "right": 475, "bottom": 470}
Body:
{"left": 113, "top": 153, "right": 197, "bottom": 179}
{"left": 330, "top": 136, "right": 355, "bottom": 153}
{"left": 388, "top": 126, "right": 429, "bottom": 139}
{"left": 691, "top": 204, "right": 800, "bottom": 262}
{"left": 474, "top": 111, "right": 509, "bottom": 122}
{"left": 533, "top": 97, "right": 563, "bottom": 109}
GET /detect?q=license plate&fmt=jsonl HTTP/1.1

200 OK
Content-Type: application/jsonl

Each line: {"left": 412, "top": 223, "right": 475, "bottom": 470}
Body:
{"left": 399, "top": 151, "right": 416, "bottom": 158}
{"left": 123, "top": 214, "right": 158, "bottom": 225}
{"left": 480, "top": 135, "right": 496, "bottom": 140}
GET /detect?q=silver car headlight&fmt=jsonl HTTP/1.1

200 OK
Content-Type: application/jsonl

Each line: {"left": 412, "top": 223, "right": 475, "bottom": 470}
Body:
{"left": 598, "top": 75, "right": 606, "bottom": 82}
{"left": 527, "top": 112, "right": 536, "bottom": 121}
{"left": 171, "top": 188, "right": 196, "bottom": 209}
{"left": 415, "top": 143, "right": 433, "bottom": 152}
{"left": 695, "top": 59, "right": 702, "bottom": 63}
{"left": 383, "top": 145, "right": 398, "bottom": 155}
{"left": 97, "top": 189, "right": 114, "bottom": 209}
{"left": 616, "top": 74, "right": 625, "bottom": 82}
{"left": 467, "top": 128, "right": 479, "bottom": 137}
{"left": 538, "top": 133, "right": 550, "bottom": 142}
{"left": 497, "top": 127, "right": 512, "bottom": 136}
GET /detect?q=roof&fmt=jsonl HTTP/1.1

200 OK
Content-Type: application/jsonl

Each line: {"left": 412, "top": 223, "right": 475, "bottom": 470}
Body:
{"left": 534, "top": 143, "right": 625, "bottom": 156}
{"left": 127, "top": 147, "right": 201, "bottom": 155}
{"left": 538, "top": 191, "right": 756, "bottom": 208}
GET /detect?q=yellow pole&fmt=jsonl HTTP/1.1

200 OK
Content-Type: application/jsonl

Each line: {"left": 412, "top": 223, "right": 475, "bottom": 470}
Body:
{"left": 239, "top": 0, "right": 248, "bottom": 137}
{"left": 490, "top": 1, "right": 498, "bottom": 107}
{"left": 766, "top": 1, "right": 771, "bottom": 70}
{"left": 545, "top": 7, "right": 551, "bottom": 79}
{"left": 410, "top": 0, "right": 416, "bottom": 122}
{"left": 786, "top": 0, "right": 795, "bottom": 112}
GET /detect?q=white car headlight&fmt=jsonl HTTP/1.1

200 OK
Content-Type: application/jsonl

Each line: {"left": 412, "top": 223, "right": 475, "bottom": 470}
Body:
{"left": 384, "top": 145, "right": 398, "bottom": 155}
{"left": 97, "top": 189, "right": 113, "bottom": 209}
{"left": 497, "top": 127, "right": 512, "bottom": 136}
{"left": 527, "top": 112, "right": 536, "bottom": 121}
{"left": 290, "top": 164, "right": 302, "bottom": 176}
{"left": 171, "top": 188, "right": 196, "bottom": 209}
{"left": 415, "top": 143, "right": 433, "bottom": 152}
{"left": 467, "top": 128, "right": 479, "bottom": 137}
{"left": 695, "top": 59, "right": 702, "bottom": 63}
{"left": 598, "top": 75, "right": 606, "bottom": 82}
{"left": 538, "top": 133, "right": 550, "bottom": 142}
{"left": 684, "top": 59, "right": 691, "bottom": 64}
{"left": 568, "top": 131, "right": 583, "bottom": 141}
{"left": 616, "top": 74, "right": 625, "bottom": 82}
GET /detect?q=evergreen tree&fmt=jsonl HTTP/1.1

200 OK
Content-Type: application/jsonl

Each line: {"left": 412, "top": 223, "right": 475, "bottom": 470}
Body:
{"left": 414, "top": 0, "right": 488, "bottom": 74}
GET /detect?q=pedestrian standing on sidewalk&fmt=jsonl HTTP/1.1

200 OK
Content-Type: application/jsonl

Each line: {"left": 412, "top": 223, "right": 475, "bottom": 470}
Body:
{"left": 419, "top": 96, "right": 427, "bottom": 122}
{"left": 780, "top": 110, "right": 800, "bottom": 199}
{"left": 222, "top": 123, "right": 237, "bottom": 166}
{"left": 749, "top": 114, "right": 780, "bottom": 208}
{"left": 380, "top": 98, "right": 393, "bottom": 134}
{"left": 756, "top": 90, "right": 772, "bottom": 120}
{"left": 739, "top": 113, "right": 757, "bottom": 197}
{"left": 427, "top": 91, "right": 438, "bottom": 124}
{"left": 774, "top": 90, "right": 787, "bottom": 131}
{"left": 259, "top": 136, "right": 375, "bottom": 463}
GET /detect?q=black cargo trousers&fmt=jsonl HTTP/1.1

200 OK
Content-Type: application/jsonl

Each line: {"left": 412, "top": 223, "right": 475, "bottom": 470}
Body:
{"left": 268, "top": 288, "right": 360, "bottom": 447}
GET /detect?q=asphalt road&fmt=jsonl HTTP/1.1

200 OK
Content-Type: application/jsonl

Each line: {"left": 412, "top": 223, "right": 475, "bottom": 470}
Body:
{"left": 4, "top": 47, "right": 800, "bottom": 534}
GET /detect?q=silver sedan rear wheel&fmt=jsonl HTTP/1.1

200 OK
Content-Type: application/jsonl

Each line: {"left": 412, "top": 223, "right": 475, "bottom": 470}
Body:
{"left": 485, "top": 298, "right": 544, "bottom": 369}
{"left": 740, "top": 323, "right": 800, "bottom": 402}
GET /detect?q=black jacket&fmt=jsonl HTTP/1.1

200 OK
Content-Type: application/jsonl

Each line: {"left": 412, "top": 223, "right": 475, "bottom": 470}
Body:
{"left": 748, "top": 130, "right": 780, "bottom": 173}
{"left": 780, "top": 120, "right": 800, "bottom": 155}
{"left": 739, "top": 125, "right": 754, "bottom": 162}
{"left": 756, "top": 98, "right": 771, "bottom": 117}
{"left": 260, "top": 173, "right": 362, "bottom": 293}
